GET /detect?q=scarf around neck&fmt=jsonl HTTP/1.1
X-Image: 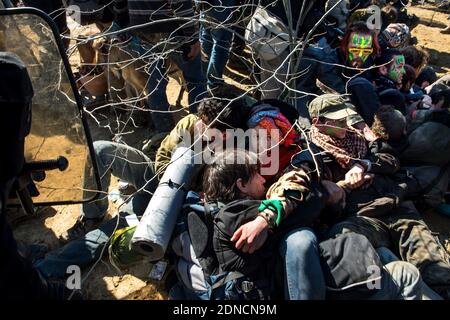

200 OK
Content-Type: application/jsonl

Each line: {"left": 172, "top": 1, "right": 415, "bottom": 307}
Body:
{"left": 309, "top": 125, "right": 368, "bottom": 169}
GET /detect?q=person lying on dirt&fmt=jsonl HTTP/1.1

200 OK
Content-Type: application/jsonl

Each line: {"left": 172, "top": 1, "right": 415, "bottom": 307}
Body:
{"left": 204, "top": 149, "right": 440, "bottom": 300}
{"left": 416, "top": 66, "right": 438, "bottom": 90}
{"left": 156, "top": 87, "right": 306, "bottom": 184}
{"left": 244, "top": 102, "right": 305, "bottom": 184}
{"left": 369, "top": 105, "right": 409, "bottom": 154}
{"left": 35, "top": 88, "right": 306, "bottom": 279}
{"left": 370, "top": 105, "right": 450, "bottom": 214}
{"left": 403, "top": 86, "right": 450, "bottom": 119}
{"left": 371, "top": 102, "right": 450, "bottom": 160}
{"left": 400, "top": 64, "right": 426, "bottom": 104}
{"left": 308, "top": 94, "right": 400, "bottom": 191}
{"left": 400, "top": 45, "right": 430, "bottom": 78}
{"left": 204, "top": 149, "right": 330, "bottom": 299}
{"left": 321, "top": 22, "right": 380, "bottom": 92}
{"left": 371, "top": 93, "right": 450, "bottom": 168}
{"left": 425, "top": 74, "right": 450, "bottom": 95}
{"left": 326, "top": 177, "right": 450, "bottom": 298}
{"left": 154, "top": 85, "right": 256, "bottom": 175}
{"left": 379, "top": 23, "right": 412, "bottom": 50}
{"left": 309, "top": 101, "right": 450, "bottom": 298}
{"left": 60, "top": 88, "right": 253, "bottom": 243}
{"left": 327, "top": 106, "right": 419, "bottom": 218}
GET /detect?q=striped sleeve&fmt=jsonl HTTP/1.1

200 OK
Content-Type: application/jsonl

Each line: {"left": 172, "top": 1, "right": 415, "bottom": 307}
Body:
{"left": 169, "top": 0, "right": 198, "bottom": 38}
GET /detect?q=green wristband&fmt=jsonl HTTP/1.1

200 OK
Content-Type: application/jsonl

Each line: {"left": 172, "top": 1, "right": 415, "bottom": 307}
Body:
{"left": 258, "top": 200, "right": 285, "bottom": 227}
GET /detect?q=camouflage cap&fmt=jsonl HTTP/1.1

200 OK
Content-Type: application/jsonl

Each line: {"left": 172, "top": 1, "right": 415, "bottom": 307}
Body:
{"left": 346, "top": 113, "right": 365, "bottom": 126}
{"left": 308, "top": 94, "right": 358, "bottom": 120}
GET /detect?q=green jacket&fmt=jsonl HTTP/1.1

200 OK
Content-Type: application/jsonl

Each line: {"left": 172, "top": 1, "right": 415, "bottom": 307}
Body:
{"left": 154, "top": 114, "right": 198, "bottom": 175}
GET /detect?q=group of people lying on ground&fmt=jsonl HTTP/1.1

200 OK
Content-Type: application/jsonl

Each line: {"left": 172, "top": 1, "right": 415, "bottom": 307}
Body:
{"left": 2, "top": 0, "right": 450, "bottom": 300}
{"left": 32, "top": 85, "right": 450, "bottom": 299}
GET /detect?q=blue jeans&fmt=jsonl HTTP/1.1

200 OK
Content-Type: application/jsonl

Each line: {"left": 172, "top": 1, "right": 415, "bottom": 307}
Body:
{"left": 35, "top": 213, "right": 131, "bottom": 279}
{"left": 279, "top": 228, "right": 326, "bottom": 300}
{"left": 375, "top": 247, "right": 443, "bottom": 300}
{"left": 144, "top": 43, "right": 207, "bottom": 133}
{"left": 81, "top": 140, "right": 158, "bottom": 219}
{"left": 200, "top": 0, "right": 235, "bottom": 88}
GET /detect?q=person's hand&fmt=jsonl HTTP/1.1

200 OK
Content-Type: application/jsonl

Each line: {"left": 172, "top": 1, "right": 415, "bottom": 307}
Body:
{"left": 351, "top": 122, "right": 377, "bottom": 142}
{"left": 421, "top": 81, "right": 430, "bottom": 89}
{"left": 194, "top": 119, "right": 207, "bottom": 136}
{"left": 422, "top": 95, "right": 433, "bottom": 109}
{"left": 187, "top": 41, "right": 201, "bottom": 60}
{"left": 321, "top": 180, "right": 346, "bottom": 206}
{"left": 345, "top": 164, "right": 373, "bottom": 189}
{"left": 362, "top": 125, "right": 378, "bottom": 142}
{"left": 231, "top": 216, "right": 269, "bottom": 254}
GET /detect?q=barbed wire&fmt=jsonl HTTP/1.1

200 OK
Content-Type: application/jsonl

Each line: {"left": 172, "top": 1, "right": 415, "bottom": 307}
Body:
{"left": 4, "top": 0, "right": 437, "bottom": 297}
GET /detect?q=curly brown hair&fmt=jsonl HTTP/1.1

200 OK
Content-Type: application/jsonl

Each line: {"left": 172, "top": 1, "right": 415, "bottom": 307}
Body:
{"left": 197, "top": 86, "right": 249, "bottom": 131}
{"left": 371, "top": 105, "right": 406, "bottom": 142}
{"left": 400, "top": 46, "right": 430, "bottom": 73}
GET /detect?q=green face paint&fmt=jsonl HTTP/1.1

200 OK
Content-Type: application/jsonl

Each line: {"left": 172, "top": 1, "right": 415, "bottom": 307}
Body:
{"left": 325, "top": 127, "right": 337, "bottom": 136}
{"left": 394, "top": 55, "right": 405, "bottom": 66}
{"left": 388, "top": 55, "right": 406, "bottom": 84}
{"left": 351, "top": 34, "right": 373, "bottom": 47}
{"left": 324, "top": 126, "right": 346, "bottom": 139}
{"left": 348, "top": 33, "right": 374, "bottom": 66}
{"left": 323, "top": 119, "right": 347, "bottom": 139}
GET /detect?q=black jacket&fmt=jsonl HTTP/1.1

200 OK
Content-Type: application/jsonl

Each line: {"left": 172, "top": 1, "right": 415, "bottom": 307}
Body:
{"left": 374, "top": 75, "right": 406, "bottom": 114}
{"left": 213, "top": 177, "right": 328, "bottom": 274}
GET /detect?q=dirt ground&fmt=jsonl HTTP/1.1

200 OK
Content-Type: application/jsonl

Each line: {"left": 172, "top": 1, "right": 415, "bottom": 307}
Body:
{"left": 408, "top": 5, "right": 450, "bottom": 76}
{"left": 10, "top": 4, "right": 450, "bottom": 300}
